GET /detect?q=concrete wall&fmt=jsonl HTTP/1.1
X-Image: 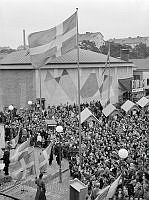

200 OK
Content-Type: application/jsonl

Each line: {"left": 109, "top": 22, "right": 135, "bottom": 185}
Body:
{"left": 0, "top": 64, "right": 133, "bottom": 109}
{"left": 35, "top": 64, "right": 133, "bottom": 107}
{"left": 0, "top": 69, "right": 36, "bottom": 109}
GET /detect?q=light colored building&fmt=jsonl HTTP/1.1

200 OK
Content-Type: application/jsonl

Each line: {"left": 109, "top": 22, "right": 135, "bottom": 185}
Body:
{"left": 0, "top": 46, "right": 11, "bottom": 51}
{"left": 0, "top": 49, "right": 134, "bottom": 109}
{"left": 131, "top": 58, "right": 149, "bottom": 100}
{"left": 79, "top": 32, "right": 105, "bottom": 48}
{"left": 109, "top": 36, "right": 149, "bottom": 48}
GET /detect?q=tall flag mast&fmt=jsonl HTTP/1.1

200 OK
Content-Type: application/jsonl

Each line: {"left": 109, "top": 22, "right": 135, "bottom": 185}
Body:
{"left": 76, "top": 8, "right": 82, "bottom": 176}
{"left": 107, "top": 42, "right": 111, "bottom": 104}
{"left": 28, "top": 11, "right": 77, "bottom": 112}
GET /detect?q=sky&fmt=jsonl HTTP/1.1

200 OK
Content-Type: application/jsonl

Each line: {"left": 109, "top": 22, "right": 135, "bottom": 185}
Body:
{"left": 1, "top": 0, "right": 149, "bottom": 49}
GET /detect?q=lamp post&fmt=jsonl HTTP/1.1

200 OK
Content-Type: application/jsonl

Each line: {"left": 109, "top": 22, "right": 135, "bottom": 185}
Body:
{"left": 8, "top": 105, "right": 14, "bottom": 122}
{"left": 56, "top": 125, "right": 63, "bottom": 183}
{"left": 8, "top": 105, "right": 14, "bottom": 141}
{"left": 28, "top": 100, "right": 32, "bottom": 106}
{"left": 118, "top": 148, "right": 128, "bottom": 199}
{"left": 28, "top": 100, "right": 32, "bottom": 122}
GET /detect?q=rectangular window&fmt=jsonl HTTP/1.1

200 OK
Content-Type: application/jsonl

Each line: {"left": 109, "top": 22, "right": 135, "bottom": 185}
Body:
{"left": 134, "top": 75, "right": 140, "bottom": 80}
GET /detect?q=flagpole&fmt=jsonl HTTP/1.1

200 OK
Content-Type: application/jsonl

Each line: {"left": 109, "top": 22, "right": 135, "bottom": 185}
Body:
{"left": 76, "top": 8, "right": 82, "bottom": 177}
{"left": 39, "top": 67, "right": 42, "bottom": 112}
{"left": 108, "top": 42, "right": 111, "bottom": 103}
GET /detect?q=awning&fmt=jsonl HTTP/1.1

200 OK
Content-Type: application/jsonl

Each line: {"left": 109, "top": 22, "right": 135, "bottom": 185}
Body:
{"left": 118, "top": 77, "right": 132, "bottom": 92}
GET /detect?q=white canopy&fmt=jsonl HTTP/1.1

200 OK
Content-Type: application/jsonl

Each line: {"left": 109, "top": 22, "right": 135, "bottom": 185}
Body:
{"left": 79, "top": 108, "right": 99, "bottom": 124}
{"left": 121, "top": 100, "right": 136, "bottom": 113}
{"left": 136, "top": 97, "right": 149, "bottom": 108}
{"left": 102, "top": 103, "right": 116, "bottom": 117}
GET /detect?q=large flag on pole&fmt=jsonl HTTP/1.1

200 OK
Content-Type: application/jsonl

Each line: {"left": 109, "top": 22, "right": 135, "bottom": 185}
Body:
{"left": 99, "top": 43, "right": 113, "bottom": 108}
{"left": 28, "top": 12, "right": 77, "bottom": 67}
{"left": 10, "top": 147, "right": 35, "bottom": 179}
{"left": 10, "top": 139, "right": 30, "bottom": 162}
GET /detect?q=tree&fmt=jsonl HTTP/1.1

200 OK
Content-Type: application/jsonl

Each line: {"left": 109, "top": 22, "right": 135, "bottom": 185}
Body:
{"left": 129, "top": 43, "right": 149, "bottom": 59}
{"left": 100, "top": 41, "right": 132, "bottom": 58}
{"left": 0, "top": 48, "right": 16, "bottom": 54}
{"left": 79, "top": 40, "right": 100, "bottom": 53}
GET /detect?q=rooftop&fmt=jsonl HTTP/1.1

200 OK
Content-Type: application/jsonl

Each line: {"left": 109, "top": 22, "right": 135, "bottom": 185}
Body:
{"left": 0, "top": 48, "right": 132, "bottom": 66}
{"left": 131, "top": 58, "right": 149, "bottom": 71}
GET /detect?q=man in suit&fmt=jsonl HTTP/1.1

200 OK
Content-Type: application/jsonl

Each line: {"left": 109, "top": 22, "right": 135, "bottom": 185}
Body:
{"left": 1, "top": 147, "right": 10, "bottom": 175}
{"left": 35, "top": 173, "right": 46, "bottom": 200}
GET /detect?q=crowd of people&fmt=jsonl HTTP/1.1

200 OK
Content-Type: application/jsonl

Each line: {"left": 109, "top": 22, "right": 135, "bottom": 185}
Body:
{"left": 0, "top": 100, "right": 149, "bottom": 199}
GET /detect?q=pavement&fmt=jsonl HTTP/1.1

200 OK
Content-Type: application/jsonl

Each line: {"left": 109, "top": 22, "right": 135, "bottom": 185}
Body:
{"left": 0, "top": 157, "right": 70, "bottom": 200}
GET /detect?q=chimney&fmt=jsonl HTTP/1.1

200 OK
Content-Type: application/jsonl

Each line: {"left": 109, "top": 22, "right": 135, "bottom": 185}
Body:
{"left": 23, "top": 29, "right": 26, "bottom": 50}
{"left": 120, "top": 49, "right": 129, "bottom": 61}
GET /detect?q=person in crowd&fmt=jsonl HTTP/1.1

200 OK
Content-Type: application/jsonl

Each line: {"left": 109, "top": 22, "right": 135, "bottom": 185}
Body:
{"left": 35, "top": 173, "right": 46, "bottom": 200}
{"left": 0, "top": 100, "right": 148, "bottom": 199}
{"left": 1, "top": 146, "right": 10, "bottom": 175}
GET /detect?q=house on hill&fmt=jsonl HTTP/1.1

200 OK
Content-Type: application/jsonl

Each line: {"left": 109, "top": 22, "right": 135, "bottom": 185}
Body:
{"left": 108, "top": 36, "right": 149, "bottom": 48}
{"left": 79, "top": 32, "right": 105, "bottom": 48}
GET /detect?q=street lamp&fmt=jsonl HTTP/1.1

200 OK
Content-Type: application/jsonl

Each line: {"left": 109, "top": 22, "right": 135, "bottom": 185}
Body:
{"left": 118, "top": 148, "right": 128, "bottom": 159}
{"left": 8, "top": 105, "right": 14, "bottom": 111}
{"left": 8, "top": 105, "right": 14, "bottom": 121}
{"left": 118, "top": 148, "right": 128, "bottom": 199}
{"left": 28, "top": 100, "right": 32, "bottom": 106}
{"left": 56, "top": 125, "right": 63, "bottom": 183}
{"left": 28, "top": 100, "right": 32, "bottom": 122}
{"left": 8, "top": 105, "right": 14, "bottom": 140}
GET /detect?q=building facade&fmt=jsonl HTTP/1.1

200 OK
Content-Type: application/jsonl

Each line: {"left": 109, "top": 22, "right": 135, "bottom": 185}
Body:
{"left": 0, "top": 49, "right": 134, "bottom": 109}
{"left": 131, "top": 58, "right": 149, "bottom": 101}
{"left": 79, "top": 32, "right": 105, "bottom": 48}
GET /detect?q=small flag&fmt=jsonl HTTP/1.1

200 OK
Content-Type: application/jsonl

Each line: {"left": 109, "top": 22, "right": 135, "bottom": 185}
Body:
{"left": 0, "top": 124, "right": 5, "bottom": 150}
{"left": 28, "top": 12, "right": 77, "bottom": 67}
{"left": 105, "top": 175, "right": 121, "bottom": 199}
{"left": 99, "top": 75, "right": 113, "bottom": 108}
{"left": 95, "top": 185, "right": 110, "bottom": 200}
{"left": 10, "top": 128, "right": 20, "bottom": 149}
{"left": 39, "top": 142, "right": 53, "bottom": 173}
{"left": 102, "top": 43, "right": 110, "bottom": 76}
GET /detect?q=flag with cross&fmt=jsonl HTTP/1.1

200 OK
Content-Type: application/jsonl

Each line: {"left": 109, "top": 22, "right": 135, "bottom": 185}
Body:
{"left": 28, "top": 12, "right": 77, "bottom": 67}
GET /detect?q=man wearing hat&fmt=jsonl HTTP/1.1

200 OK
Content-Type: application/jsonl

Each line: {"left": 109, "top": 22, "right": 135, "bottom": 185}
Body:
{"left": 1, "top": 146, "right": 10, "bottom": 175}
{"left": 35, "top": 173, "right": 46, "bottom": 200}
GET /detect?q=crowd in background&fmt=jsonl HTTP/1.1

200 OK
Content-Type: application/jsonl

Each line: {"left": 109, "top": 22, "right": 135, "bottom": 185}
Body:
{"left": 0, "top": 100, "right": 149, "bottom": 199}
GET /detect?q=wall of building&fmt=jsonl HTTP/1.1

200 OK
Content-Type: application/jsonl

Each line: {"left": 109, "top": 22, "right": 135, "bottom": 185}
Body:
{"left": 0, "top": 69, "right": 36, "bottom": 109}
{"left": 0, "top": 64, "right": 133, "bottom": 109}
{"left": 143, "top": 71, "right": 149, "bottom": 89}
{"left": 35, "top": 64, "right": 133, "bottom": 107}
